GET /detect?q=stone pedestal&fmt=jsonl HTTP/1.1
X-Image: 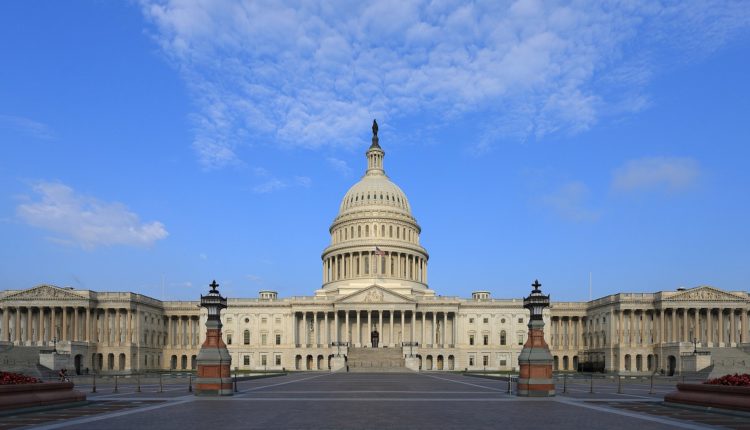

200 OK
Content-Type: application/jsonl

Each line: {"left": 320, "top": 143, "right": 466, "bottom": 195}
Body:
{"left": 405, "top": 356, "right": 420, "bottom": 371}
{"left": 330, "top": 356, "right": 346, "bottom": 371}
{"left": 195, "top": 320, "right": 233, "bottom": 396}
{"left": 517, "top": 319, "right": 555, "bottom": 397}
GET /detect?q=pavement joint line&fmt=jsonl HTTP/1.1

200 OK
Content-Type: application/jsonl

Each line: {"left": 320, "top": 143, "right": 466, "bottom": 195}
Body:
{"left": 240, "top": 390, "right": 504, "bottom": 394}
{"left": 554, "top": 397, "right": 715, "bottom": 430}
{"left": 17, "top": 398, "right": 195, "bottom": 430}
{"left": 239, "top": 372, "right": 334, "bottom": 393}
{"left": 206, "top": 397, "right": 529, "bottom": 402}
{"left": 418, "top": 373, "right": 507, "bottom": 392}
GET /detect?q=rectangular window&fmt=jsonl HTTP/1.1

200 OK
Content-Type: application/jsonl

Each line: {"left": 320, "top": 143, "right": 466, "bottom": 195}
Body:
{"left": 275, "top": 355, "right": 281, "bottom": 366}
{"left": 243, "top": 355, "right": 250, "bottom": 366}
{"left": 275, "top": 318, "right": 281, "bottom": 324}
{"left": 227, "top": 334, "right": 232, "bottom": 345}
{"left": 262, "top": 334, "right": 267, "bottom": 345}
{"left": 518, "top": 334, "right": 524, "bottom": 345}
{"left": 483, "top": 318, "right": 488, "bottom": 324}
{"left": 469, "top": 318, "right": 474, "bottom": 324}
{"left": 275, "top": 334, "right": 281, "bottom": 345}
{"left": 483, "top": 355, "right": 488, "bottom": 366}
{"left": 261, "top": 355, "right": 267, "bottom": 366}
{"left": 469, "top": 335, "right": 474, "bottom": 346}
{"left": 483, "top": 335, "right": 488, "bottom": 346}
{"left": 469, "top": 356, "right": 474, "bottom": 366}
{"left": 500, "top": 359, "right": 507, "bottom": 366}
{"left": 227, "top": 317, "right": 233, "bottom": 323}
{"left": 262, "top": 318, "right": 267, "bottom": 324}
{"left": 518, "top": 318, "right": 523, "bottom": 324}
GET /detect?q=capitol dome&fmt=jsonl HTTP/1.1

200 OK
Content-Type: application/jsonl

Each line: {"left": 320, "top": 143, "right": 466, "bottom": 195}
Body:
{"left": 317, "top": 121, "right": 433, "bottom": 298}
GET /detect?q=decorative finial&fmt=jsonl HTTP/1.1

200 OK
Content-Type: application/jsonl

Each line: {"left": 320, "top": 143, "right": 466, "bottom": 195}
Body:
{"left": 209, "top": 280, "right": 219, "bottom": 292}
{"left": 372, "top": 119, "right": 378, "bottom": 137}
{"left": 531, "top": 279, "right": 541, "bottom": 291}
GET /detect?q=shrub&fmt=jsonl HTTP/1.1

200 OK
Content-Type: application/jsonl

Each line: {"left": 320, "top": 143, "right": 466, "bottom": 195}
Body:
{"left": 0, "top": 371, "right": 42, "bottom": 385}
{"left": 704, "top": 373, "right": 750, "bottom": 387}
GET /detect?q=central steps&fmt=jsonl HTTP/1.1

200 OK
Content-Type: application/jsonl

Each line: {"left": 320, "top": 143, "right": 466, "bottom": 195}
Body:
{"left": 347, "top": 347, "right": 407, "bottom": 372}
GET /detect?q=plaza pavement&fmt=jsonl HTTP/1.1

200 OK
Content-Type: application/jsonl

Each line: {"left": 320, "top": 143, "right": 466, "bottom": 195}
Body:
{"left": 1, "top": 372, "right": 749, "bottom": 430}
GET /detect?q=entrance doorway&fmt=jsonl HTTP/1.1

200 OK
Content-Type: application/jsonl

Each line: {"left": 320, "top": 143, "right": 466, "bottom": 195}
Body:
{"left": 668, "top": 355, "right": 677, "bottom": 376}
{"left": 74, "top": 354, "right": 82, "bottom": 375}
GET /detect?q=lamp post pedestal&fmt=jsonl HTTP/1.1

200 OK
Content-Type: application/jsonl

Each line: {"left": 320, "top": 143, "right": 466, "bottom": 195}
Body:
{"left": 517, "top": 280, "right": 555, "bottom": 397}
{"left": 195, "top": 280, "right": 233, "bottom": 396}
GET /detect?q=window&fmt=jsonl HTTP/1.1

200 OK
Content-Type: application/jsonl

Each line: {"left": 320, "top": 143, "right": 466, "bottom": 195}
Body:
{"left": 483, "top": 318, "right": 489, "bottom": 324}
{"left": 227, "top": 334, "right": 233, "bottom": 345}
{"left": 243, "top": 355, "right": 250, "bottom": 366}
{"left": 483, "top": 356, "right": 488, "bottom": 366}
{"left": 261, "top": 318, "right": 267, "bottom": 324}
{"left": 243, "top": 330, "right": 250, "bottom": 345}
{"left": 227, "top": 317, "right": 233, "bottom": 323}
{"left": 501, "top": 318, "right": 506, "bottom": 324}
{"left": 261, "top": 355, "right": 267, "bottom": 366}
{"left": 500, "top": 359, "right": 507, "bottom": 366}
{"left": 517, "top": 334, "right": 524, "bottom": 345}
{"left": 518, "top": 318, "right": 523, "bottom": 324}
{"left": 275, "top": 318, "right": 281, "bottom": 324}
{"left": 244, "top": 317, "right": 249, "bottom": 323}
{"left": 275, "top": 355, "right": 281, "bottom": 366}
{"left": 469, "top": 356, "right": 475, "bottom": 366}
{"left": 483, "top": 335, "right": 488, "bottom": 346}
{"left": 469, "top": 318, "right": 475, "bottom": 324}
{"left": 262, "top": 334, "right": 267, "bottom": 345}
{"left": 500, "top": 331, "right": 506, "bottom": 346}
{"left": 469, "top": 335, "right": 475, "bottom": 345}
{"left": 275, "top": 334, "right": 281, "bottom": 345}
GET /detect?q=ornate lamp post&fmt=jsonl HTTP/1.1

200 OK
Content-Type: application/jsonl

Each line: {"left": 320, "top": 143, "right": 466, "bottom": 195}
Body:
{"left": 517, "top": 279, "right": 555, "bottom": 397}
{"left": 195, "top": 280, "right": 233, "bottom": 396}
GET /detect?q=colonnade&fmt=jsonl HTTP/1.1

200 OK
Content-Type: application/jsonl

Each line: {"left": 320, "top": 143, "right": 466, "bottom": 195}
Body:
{"left": 613, "top": 307, "right": 749, "bottom": 347}
{"left": 292, "top": 310, "right": 455, "bottom": 348}
{"left": 0, "top": 306, "right": 137, "bottom": 345}
{"left": 550, "top": 316, "right": 586, "bottom": 349}
{"left": 323, "top": 251, "right": 427, "bottom": 284}
{"left": 164, "top": 316, "right": 200, "bottom": 348}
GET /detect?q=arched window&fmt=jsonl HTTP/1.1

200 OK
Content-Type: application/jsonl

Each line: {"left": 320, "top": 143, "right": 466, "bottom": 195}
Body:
{"left": 358, "top": 226, "right": 361, "bottom": 237}
{"left": 381, "top": 225, "right": 385, "bottom": 236}
{"left": 500, "top": 331, "right": 507, "bottom": 346}
{"left": 243, "top": 330, "right": 250, "bottom": 345}
{"left": 389, "top": 226, "right": 393, "bottom": 237}
{"left": 226, "top": 333, "right": 233, "bottom": 345}
{"left": 364, "top": 255, "right": 369, "bottom": 275}
{"left": 365, "top": 225, "right": 369, "bottom": 237}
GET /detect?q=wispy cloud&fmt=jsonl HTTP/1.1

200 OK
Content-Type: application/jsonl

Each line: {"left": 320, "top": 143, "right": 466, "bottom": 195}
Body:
{"left": 612, "top": 157, "right": 700, "bottom": 193}
{"left": 0, "top": 114, "right": 54, "bottom": 139}
{"left": 541, "top": 181, "right": 600, "bottom": 222}
{"left": 17, "top": 181, "right": 168, "bottom": 248}
{"left": 327, "top": 157, "right": 352, "bottom": 176}
{"left": 140, "top": 0, "right": 750, "bottom": 166}
{"left": 251, "top": 168, "right": 312, "bottom": 193}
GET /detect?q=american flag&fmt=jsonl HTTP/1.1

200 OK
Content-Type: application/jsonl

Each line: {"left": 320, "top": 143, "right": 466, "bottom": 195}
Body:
{"left": 374, "top": 246, "right": 385, "bottom": 256}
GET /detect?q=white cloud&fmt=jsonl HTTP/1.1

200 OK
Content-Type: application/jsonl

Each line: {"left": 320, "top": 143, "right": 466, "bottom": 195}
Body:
{"left": 0, "top": 114, "right": 54, "bottom": 139}
{"left": 140, "top": 0, "right": 750, "bottom": 166}
{"left": 612, "top": 157, "right": 700, "bottom": 192}
{"left": 542, "top": 181, "right": 600, "bottom": 222}
{"left": 17, "top": 181, "right": 168, "bottom": 249}
{"left": 252, "top": 174, "right": 312, "bottom": 193}
{"left": 253, "top": 178, "right": 287, "bottom": 194}
{"left": 326, "top": 157, "right": 352, "bottom": 176}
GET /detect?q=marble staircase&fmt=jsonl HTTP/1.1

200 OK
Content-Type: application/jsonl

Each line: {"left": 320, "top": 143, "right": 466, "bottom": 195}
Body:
{"left": 347, "top": 347, "right": 407, "bottom": 372}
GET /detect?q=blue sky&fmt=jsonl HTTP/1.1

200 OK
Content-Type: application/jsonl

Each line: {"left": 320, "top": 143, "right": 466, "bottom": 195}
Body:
{"left": 1, "top": 1, "right": 749, "bottom": 302}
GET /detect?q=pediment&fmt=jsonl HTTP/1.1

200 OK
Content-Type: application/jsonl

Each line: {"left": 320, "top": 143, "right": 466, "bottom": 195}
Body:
{"left": 667, "top": 286, "right": 745, "bottom": 302}
{"left": 2, "top": 285, "right": 86, "bottom": 301}
{"left": 335, "top": 285, "right": 415, "bottom": 304}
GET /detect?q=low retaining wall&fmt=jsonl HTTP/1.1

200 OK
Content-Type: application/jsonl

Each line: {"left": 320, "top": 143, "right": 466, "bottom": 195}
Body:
{"left": 665, "top": 383, "right": 750, "bottom": 412}
{"left": 0, "top": 382, "right": 86, "bottom": 412}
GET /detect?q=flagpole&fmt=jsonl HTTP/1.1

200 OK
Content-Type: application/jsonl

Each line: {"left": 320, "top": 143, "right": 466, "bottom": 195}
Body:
{"left": 589, "top": 272, "right": 592, "bottom": 301}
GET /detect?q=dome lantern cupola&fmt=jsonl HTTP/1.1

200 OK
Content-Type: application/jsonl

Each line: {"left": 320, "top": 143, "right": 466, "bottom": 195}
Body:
{"left": 366, "top": 119, "right": 385, "bottom": 176}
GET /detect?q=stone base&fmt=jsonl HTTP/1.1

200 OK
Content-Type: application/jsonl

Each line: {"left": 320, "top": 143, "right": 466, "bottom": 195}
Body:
{"left": 0, "top": 382, "right": 86, "bottom": 411}
{"left": 330, "top": 356, "right": 346, "bottom": 371}
{"left": 194, "top": 377, "right": 234, "bottom": 396}
{"left": 405, "top": 357, "right": 420, "bottom": 372}
{"left": 665, "top": 383, "right": 750, "bottom": 412}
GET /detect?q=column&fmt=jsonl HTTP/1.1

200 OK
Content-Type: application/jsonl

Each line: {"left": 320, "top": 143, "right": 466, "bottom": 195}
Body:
{"left": 85, "top": 308, "right": 91, "bottom": 342}
{"left": 324, "top": 312, "right": 329, "bottom": 347}
{"left": 682, "top": 309, "right": 689, "bottom": 342}
{"left": 400, "top": 310, "right": 405, "bottom": 345}
{"left": 345, "top": 311, "right": 350, "bottom": 344}
{"left": 357, "top": 311, "right": 361, "bottom": 346}
{"left": 442, "top": 312, "right": 446, "bottom": 346}
{"left": 115, "top": 310, "right": 121, "bottom": 345}
{"left": 26, "top": 307, "right": 32, "bottom": 342}
{"left": 696, "top": 308, "right": 701, "bottom": 345}
{"left": 334, "top": 311, "right": 339, "bottom": 344}
{"left": 421, "top": 312, "right": 426, "bottom": 346}
{"left": 126, "top": 310, "right": 132, "bottom": 345}
{"left": 378, "top": 310, "right": 383, "bottom": 347}
{"left": 389, "top": 310, "right": 394, "bottom": 346}
{"left": 313, "top": 312, "right": 318, "bottom": 346}
{"left": 742, "top": 310, "right": 748, "bottom": 343}
{"left": 2, "top": 308, "right": 9, "bottom": 342}
{"left": 14, "top": 308, "right": 20, "bottom": 343}
{"left": 718, "top": 308, "right": 724, "bottom": 345}
{"left": 367, "top": 310, "right": 372, "bottom": 344}
{"left": 578, "top": 317, "right": 584, "bottom": 347}
{"left": 658, "top": 310, "right": 665, "bottom": 344}
{"left": 410, "top": 311, "right": 415, "bottom": 343}
{"left": 707, "top": 309, "right": 713, "bottom": 345}
{"left": 38, "top": 308, "right": 44, "bottom": 343}
{"left": 671, "top": 309, "right": 677, "bottom": 342}
{"left": 730, "top": 309, "right": 736, "bottom": 345}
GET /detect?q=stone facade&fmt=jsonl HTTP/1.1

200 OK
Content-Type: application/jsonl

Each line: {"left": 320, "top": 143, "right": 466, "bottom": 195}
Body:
{"left": 1, "top": 125, "right": 749, "bottom": 374}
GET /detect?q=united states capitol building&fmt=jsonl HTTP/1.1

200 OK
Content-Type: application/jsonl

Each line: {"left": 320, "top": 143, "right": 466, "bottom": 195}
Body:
{"left": 1, "top": 123, "right": 749, "bottom": 376}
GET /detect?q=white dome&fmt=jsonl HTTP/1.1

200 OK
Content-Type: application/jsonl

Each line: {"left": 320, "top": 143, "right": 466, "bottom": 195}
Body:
{"left": 338, "top": 174, "right": 412, "bottom": 217}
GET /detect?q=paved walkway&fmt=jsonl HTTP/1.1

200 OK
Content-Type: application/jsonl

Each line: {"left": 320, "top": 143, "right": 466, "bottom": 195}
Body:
{"left": 2, "top": 373, "right": 748, "bottom": 429}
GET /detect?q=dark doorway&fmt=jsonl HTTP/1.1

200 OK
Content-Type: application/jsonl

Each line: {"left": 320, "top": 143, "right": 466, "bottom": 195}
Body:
{"left": 371, "top": 330, "right": 379, "bottom": 348}
{"left": 74, "top": 354, "right": 82, "bottom": 375}
{"left": 668, "top": 355, "right": 677, "bottom": 376}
